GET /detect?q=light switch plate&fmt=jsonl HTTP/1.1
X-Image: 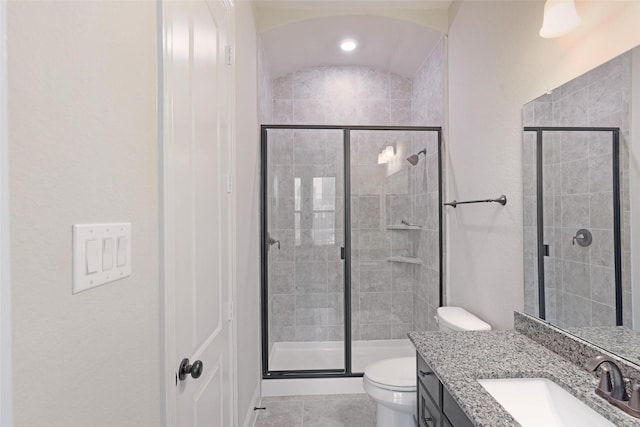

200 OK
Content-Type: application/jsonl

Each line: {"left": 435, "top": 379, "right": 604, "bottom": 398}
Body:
{"left": 72, "top": 223, "right": 131, "bottom": 294}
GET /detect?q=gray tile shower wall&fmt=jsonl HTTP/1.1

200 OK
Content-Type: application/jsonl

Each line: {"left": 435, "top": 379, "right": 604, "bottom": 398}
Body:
{"left": 411, "top": 39, "right": 445, "bottom": 332}
{"left": 272, "top": 66, "right": 412, "bottom": 126}
{"left": 267, "top": 37, "right": 446, "bottom": 347}
{"left": 523, "top": 51, "right": 631, "bottom": 328}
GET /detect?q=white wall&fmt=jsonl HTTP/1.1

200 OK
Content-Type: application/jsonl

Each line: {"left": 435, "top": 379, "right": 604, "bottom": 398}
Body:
{"left": 257, "top": 37, "right": 273, "bottom": 124}
{"left": 0, "top": 1, "right": 11, "bottom": 425}
{"left": 447, "top": 0, "right": 640, "bottom": 329}
{"left": 8, "top": 2, "right": 160, "bottom": 425}
{"left": 254, "top": 5, "right": 450, "bottom": 34}
{"left": 234, "top": 2, "right": 262, "bottom": 426}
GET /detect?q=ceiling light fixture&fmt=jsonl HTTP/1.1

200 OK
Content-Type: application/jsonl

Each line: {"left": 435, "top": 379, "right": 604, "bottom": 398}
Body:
{"left": 539, "top": 0, "right": 581, "bottom": 38}
{"left": 340, "top": 39, "right": 357, "bottom": 52}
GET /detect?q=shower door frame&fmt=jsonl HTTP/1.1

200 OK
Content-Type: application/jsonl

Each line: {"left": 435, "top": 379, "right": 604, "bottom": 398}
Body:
{"left": 260, "top": 124, "right": 444, "bottom": 380}
{"left": 523, "top": 126, "right": 623, "bottom": 325}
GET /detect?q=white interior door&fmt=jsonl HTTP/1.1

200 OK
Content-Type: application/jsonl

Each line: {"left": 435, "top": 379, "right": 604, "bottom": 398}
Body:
{"left": 162, "top": 0, "right": 233, "bottom": 425}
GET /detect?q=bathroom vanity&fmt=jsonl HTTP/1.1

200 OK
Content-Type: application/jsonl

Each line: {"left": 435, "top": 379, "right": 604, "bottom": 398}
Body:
{"left": 416, "top": 354, "right": 472, "bottom": 427}
{"left": 409, "top": 315, "right": 640, "bottom": 427}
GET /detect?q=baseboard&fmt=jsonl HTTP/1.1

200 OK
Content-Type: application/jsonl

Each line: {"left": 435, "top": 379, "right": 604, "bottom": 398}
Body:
{"left": 241, "top": 382, "right": 261, "bottom": 427}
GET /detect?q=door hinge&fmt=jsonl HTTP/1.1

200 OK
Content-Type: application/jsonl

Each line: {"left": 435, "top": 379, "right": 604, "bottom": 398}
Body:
{"left": 225, "top": 45, "right": 234, "bottom": 65}
{"left": 226, "top": 175, "right": 233, "bottom": 193}
{"left": 226, "top": 301, "right": 233, "bottom": 322}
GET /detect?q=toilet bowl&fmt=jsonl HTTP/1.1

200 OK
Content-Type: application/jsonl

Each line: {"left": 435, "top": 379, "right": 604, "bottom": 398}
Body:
{"left": 363, "top": 307, "right": 491, "bottom": 427}
{"left": 363, "top": 356, "right": 416, "bottom": 427}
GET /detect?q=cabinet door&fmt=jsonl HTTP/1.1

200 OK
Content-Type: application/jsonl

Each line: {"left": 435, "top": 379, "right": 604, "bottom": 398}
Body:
{"left": 443, "top": 387, "right": 474, "bottom": 427}
{"left": 418, "top": 381, "right": 441, "bottom": 427}
{"left": 417, "top": 354, "right": 441, "bottom": 404}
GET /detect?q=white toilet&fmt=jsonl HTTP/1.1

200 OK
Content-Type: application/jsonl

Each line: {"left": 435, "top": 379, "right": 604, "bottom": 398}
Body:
{"left": 435, "top": 306, "right": 492, "bottom": 332}
{"left": 363, "top": 307, "right": 491, "bottom": 427}
{"left": 363, "top": 356, "right": 417, "bottom": 427}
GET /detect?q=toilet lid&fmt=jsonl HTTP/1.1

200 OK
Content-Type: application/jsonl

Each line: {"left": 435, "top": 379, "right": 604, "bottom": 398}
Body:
{"left": 437, "top": 306, "right": 491, "bottom": 331}
{"left": 364, "top": 357, "right": 416, "bottom": 388}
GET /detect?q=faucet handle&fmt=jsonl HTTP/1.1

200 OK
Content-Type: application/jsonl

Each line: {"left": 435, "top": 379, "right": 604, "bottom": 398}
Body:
{"left": 597, "top": 364, "right": 613, "bottom": 394}
{"left": 630, "top": 381, "right": 640, "bottom": 411}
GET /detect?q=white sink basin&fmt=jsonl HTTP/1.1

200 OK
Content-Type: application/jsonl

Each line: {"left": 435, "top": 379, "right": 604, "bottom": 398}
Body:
{"left": 477, "top": 378, "right": 615, "bottom": 427}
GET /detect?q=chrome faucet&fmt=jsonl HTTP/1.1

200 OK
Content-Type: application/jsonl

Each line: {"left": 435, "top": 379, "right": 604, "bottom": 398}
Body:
{"left": 586, "top": 354, "right": 640, "bottom": 418}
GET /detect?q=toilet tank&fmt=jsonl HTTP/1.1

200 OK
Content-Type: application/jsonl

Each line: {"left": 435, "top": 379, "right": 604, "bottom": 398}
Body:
{"left": 436, "top": 307, "right": 491, "bottom": 331}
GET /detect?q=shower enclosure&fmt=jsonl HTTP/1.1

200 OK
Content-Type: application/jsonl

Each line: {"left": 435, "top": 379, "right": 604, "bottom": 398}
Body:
{"left": 523, "top": 127, "right": 626, "bottom": 328}
{"left": 261, "top": 125, "right": 442, "bottom": 380}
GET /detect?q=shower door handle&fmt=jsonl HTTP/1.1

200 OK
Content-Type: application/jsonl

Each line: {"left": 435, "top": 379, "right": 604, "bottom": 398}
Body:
{"left": 267, "top": 234, "right": 280, "bottom": 250}
{"left": 340, "top": 247, "right": 345, "bottom": 260}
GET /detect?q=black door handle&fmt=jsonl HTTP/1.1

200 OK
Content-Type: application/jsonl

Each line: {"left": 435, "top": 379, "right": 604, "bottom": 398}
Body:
{"left": 178, "top": 358, "right": 203, "bottom": 381}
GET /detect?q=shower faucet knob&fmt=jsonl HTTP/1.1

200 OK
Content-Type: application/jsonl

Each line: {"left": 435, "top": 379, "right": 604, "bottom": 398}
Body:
{"left": 572, "top": 228, "right": 592, "bottom": 247}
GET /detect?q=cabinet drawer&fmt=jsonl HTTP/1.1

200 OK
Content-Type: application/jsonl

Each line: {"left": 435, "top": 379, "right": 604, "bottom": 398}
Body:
{"left": 417, "top": 354, "right": 441, "bottom": 404}
{"left": 443, "top": 387, "right": 474, "bottom": 427}
{"left": 418, "top": 381, "right": 440, "bottom": 427}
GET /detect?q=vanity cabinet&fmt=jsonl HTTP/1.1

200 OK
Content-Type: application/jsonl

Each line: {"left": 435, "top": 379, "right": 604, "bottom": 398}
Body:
{"left": 416, "top": 353, "right": 474, "bottom": 427}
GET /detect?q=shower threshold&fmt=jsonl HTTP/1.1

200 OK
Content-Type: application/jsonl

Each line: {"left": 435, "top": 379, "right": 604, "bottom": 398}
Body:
{"left": 263, "top": 338, "right": 415, "bottom": 396}
{"left": 268, "top": 338, "right": 415, "bottom": 372}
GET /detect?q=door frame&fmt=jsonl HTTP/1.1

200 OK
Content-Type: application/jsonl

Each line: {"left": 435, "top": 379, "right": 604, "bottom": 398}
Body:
{"left": 158, "top": 0, "right": 237, "bottom": 425}
{"left": 0, "top": 2, "right": 13, "bottom": 425}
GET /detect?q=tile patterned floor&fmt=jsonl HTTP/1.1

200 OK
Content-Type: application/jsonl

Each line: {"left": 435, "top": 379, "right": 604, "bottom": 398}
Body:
{"left": 254, "top": 394, "right": 377, "bottom": 427}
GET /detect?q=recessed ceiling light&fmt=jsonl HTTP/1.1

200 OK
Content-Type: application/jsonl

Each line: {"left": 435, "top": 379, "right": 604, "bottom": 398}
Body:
{"left": 340, "top": 40, "right": 357, "bottom": 52}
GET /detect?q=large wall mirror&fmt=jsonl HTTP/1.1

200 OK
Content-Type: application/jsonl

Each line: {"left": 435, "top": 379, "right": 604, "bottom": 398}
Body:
{"left": 522, "top": 46, "right": 640, "bottom": 365}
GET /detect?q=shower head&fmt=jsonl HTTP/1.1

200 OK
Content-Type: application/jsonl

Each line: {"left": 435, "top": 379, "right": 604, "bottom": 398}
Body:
{"left": 406, "top": 149, "right": 427, "bottom": 166}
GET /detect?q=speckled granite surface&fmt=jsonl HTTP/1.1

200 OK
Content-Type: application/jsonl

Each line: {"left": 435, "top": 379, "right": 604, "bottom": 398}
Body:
{"left": 408, "top": 329, "right": 640, "bottom": 427}
{"left": 515, "top": 311, "right": 640, "bottom": 381}
{"left": 565, "top": 326, "right": 640, "bottom": 366}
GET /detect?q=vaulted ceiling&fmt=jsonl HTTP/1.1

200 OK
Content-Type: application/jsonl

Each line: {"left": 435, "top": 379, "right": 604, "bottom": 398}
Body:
{"left": 255, "top": 0, "right": 452, "bottom": 79}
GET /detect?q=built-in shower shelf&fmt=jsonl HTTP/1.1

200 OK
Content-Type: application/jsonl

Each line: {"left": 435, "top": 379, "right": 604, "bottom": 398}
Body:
{"left": 387, "top": 225, "right": 423, "bottom": 230}
{"left": 386, "top": 256, "right": 423, "bottom": 265}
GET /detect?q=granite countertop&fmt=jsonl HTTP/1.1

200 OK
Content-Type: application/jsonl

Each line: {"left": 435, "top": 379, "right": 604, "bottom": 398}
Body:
{"left": 564, "top": 326, "right": 640, "bottom": 365}
{"left": 408, "top": 330, "right": 640, "bottom": 427}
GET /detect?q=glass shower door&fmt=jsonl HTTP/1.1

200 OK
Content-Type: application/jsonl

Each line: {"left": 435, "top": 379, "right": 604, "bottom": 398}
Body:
{"left": 263, "top": 127, "right": 346, "bottom": 373}
{"left": 524, "top": 127, "right": 622, "bottom": 328}
{"left": 348, "top": 129, "right": 441, "bottom": 373}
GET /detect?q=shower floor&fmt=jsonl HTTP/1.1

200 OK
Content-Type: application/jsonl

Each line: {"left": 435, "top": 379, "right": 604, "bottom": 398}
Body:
{"left": 268, "top": 339, "right": 415, "bottom": 372}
